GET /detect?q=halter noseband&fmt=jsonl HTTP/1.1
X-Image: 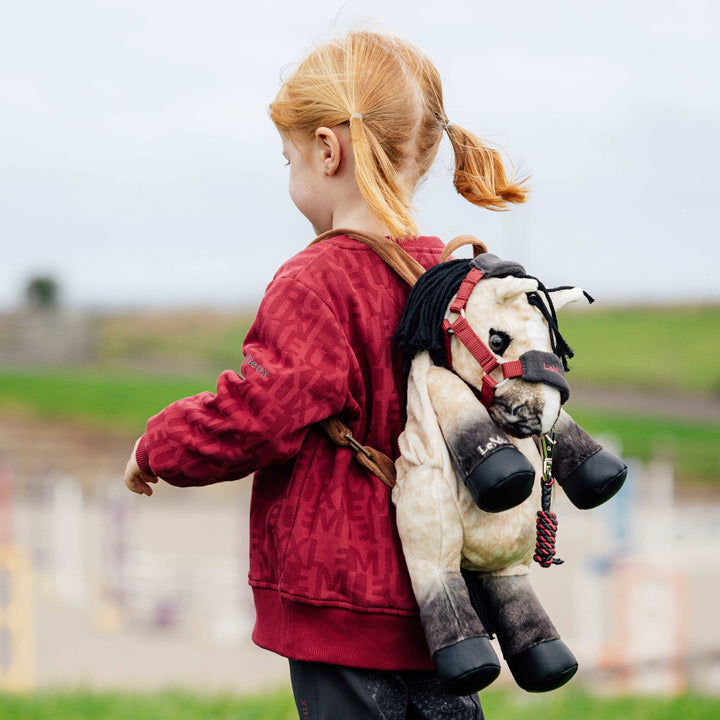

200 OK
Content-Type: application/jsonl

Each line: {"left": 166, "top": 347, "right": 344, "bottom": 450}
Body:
{"left": 441, "top": 259, "right": 571, "bottom": 409}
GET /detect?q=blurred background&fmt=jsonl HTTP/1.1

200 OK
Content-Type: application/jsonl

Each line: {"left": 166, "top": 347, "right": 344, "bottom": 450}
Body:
{"left": 1, "top": 0, "right": 719, "bottom": 707}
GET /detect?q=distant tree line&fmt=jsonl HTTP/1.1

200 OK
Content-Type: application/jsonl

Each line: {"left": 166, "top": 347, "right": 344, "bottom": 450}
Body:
{"left": 25, "top": 276, "right": 59, "bottom": 310}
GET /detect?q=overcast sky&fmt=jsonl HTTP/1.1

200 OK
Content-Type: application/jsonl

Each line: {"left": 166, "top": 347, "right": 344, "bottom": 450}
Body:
{"left": 2, "top": 0, "right": 719, "bottom": 310}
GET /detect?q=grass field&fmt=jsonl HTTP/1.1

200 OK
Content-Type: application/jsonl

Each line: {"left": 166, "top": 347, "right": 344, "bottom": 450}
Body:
{"left": 0, "top": 689, "right": 296, "bottom": 720}
{"left": 569, "top": 407, "right": 720, "bottom": 485}
{"left": 0, "top": 368, "right": 717, "bottom": 483}
{"left": 560, "top": 304, "right": 720, "bottom": 394}
{"left": 97, "top": 310, "right": 256, "bottom": 373}
{"left": 1, "top": 688, "right": 719, "bottom": 720}
{"left": 1, "top": 305, "right": 718, "bottom": 484}
{"left": 95, "top": 304, "right": 720, "bottom": 395}
{"left": 0, "top": 369, "right": 212, "bottom": 431}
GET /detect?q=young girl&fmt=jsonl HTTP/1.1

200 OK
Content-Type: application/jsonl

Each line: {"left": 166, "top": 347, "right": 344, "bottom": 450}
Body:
{"left": 124, "top": 30, "right": 526, "bottom": 720}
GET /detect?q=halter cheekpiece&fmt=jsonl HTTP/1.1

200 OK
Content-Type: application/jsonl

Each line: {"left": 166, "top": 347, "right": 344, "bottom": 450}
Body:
{"left": 441, "top": 254, "right": 572, "bottom": 409}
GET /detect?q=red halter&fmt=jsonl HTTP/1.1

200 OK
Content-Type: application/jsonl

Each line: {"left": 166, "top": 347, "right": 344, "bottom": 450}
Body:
{"left": 441, "top": 267, "right": 569, "bottom": 409}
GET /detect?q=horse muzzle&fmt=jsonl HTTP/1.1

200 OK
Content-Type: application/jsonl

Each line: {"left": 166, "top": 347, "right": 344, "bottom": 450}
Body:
{"left": 515, "top": 350, "right": 570, "bottom": 404}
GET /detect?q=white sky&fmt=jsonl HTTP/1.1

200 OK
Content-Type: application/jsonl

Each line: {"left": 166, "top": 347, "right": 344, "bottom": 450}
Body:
{"left": 2, "top": 0, "right": 719, "bottom": 310}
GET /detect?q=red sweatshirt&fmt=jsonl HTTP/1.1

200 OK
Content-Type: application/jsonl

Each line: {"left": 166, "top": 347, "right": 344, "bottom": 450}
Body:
{"left": 135, "top": 233, "right": 445, "bottom": 670}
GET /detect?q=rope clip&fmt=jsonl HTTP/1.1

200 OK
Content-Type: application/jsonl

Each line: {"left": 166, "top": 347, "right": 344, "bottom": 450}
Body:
{"left": 542, "top": 458, "right": 554, "bottom": 482}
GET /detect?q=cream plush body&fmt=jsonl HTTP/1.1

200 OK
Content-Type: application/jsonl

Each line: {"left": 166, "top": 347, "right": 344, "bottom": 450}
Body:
{"left": 396, "top": 353, "right": 542, "bottom": 577}
{"left": 392, "top": 256, "right": 627, "bottom": 696}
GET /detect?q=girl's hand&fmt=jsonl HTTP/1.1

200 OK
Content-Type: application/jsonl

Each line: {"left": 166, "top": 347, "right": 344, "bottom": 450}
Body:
{"left": 124, "top": 438, "right": 159, "bottom": 496}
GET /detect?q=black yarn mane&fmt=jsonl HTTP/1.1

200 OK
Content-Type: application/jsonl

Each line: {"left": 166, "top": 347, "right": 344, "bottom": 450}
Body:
{"left": 395, "top": 259, "right": 471, "bottom": 371}
{"left": 394, "top": 258, "right": 591, "bottom": 374}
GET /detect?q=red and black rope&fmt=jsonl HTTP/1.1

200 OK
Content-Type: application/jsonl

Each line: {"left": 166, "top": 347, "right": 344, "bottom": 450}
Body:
{"left": 534, "top": 432, "right": 564, "bottom": 568}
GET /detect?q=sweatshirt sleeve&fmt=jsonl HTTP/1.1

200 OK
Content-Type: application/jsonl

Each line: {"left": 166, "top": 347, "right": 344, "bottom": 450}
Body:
{"left": 137, "top": 275, "right": 352, "bottom": 486}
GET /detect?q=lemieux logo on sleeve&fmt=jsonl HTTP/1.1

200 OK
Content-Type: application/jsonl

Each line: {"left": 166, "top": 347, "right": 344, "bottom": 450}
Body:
{"left": 241, "top": 353, "right": 269, "bottom": 378}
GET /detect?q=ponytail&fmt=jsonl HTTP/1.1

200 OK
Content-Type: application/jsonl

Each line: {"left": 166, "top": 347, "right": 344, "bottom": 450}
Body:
{"left": 349, "top": 115, "right": 417, "bottom": 239}
{"left": 445, "top": 123, "right": 528, "bottom": 209}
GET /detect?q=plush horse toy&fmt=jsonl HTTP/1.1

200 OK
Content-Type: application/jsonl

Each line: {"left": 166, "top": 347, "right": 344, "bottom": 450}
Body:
{"left": 392, "top": 246, "right": 627, "bottom": 696}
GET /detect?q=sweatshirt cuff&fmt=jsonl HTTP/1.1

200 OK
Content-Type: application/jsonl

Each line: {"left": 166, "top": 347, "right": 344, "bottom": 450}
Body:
{"left": 135, "top": 436, "right": 155, "bottom": 476}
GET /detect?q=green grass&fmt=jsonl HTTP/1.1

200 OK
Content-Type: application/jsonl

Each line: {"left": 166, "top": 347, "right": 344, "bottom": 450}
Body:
{"left": 90, "top": 305, "right": 720, "bottom": 395}
{"left": 2, "top": 370, "right": 717, "bottom": 479}
{"left": 2, "top": 370, "right": 717, "bottom": 483}
{"left": 0, "top": 369, "right": 214, "bottom": 432}
{"left": 1, "top": 689, "right": 718, "bottom": 720}
{"left": 97, "top": 311, "right": 255, "bottom": 373}
{"left": 480, "top": 688, "right": 720, "bottom": 720}
{"left": 0, "top": 689, "right": 296, "bottom": 720}
{"left": 561, "top": 305, "right": 720, "bottom": 394}
{"left": 1, "top": 305, "right": 718, "bottom": 484}
{"left": 569, "top": 407, "right": 720, "bottom": 485}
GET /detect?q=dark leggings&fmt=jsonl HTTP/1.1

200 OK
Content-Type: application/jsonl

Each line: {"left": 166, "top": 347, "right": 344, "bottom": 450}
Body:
{"left": 289, "top": 660, "right": 484, "bottom": 720}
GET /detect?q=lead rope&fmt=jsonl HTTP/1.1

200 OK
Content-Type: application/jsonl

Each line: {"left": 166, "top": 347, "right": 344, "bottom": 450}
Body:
{"left": 534, "top": 428, "right": 564, "bottom": 567}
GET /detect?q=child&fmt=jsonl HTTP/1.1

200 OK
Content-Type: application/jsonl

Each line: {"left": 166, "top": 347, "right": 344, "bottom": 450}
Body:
{"left": 124, "top": 30, "right": 526, "bottom": 719}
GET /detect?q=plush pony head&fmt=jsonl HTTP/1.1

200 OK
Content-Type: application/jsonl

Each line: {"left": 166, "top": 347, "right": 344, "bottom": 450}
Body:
{"left": 395, "top": 255, "right": 588, "bottom": 438}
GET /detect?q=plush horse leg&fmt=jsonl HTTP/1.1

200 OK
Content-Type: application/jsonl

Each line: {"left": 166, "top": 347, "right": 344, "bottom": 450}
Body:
{"left": 464, "top": 571, "right": 577, "bottom": 692}
{"left": 416, "top": 564, "right": 500, "bottom": 696}
{"left": 427, "top": 366, "right": 534, "bottom": 512}
{"left": 552, "top": 410, "right": 627, "bottom": 509}
{"left": 395, "top": 354, "right": 500, "bottom": 695}
{"left": 395, "top": 468, "right": 500, "bottom": 696}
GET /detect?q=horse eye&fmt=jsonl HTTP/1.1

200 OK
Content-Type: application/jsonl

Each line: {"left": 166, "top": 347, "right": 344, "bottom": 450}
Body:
{"left": 489, "top": 330, "right": 510, "bottom": 355}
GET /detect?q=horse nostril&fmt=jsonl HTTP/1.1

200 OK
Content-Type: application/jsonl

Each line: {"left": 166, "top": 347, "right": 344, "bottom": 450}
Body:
{"left": 511, "top": 405, "right": 521, "bottom": 417}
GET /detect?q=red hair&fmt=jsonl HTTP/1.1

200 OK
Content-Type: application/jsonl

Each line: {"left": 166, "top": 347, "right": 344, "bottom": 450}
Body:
{"left": 270, "top": 31, "right": 527, "bottom": 239}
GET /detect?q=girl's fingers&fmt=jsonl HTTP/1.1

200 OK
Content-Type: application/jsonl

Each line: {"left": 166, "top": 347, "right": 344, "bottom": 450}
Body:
{"left": 124, "top": 439, "right": 159, "bottom": 496}
{"left": 125, "top": 471, "right": 156, "bottom": 496}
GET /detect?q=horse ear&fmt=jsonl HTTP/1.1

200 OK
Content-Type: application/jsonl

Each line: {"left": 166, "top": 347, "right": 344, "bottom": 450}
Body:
{"left": 495, "top": 277, "right": 538, "bottom": 304}
{"left": 549, "top": 287, "right": 586, "bottom": 311}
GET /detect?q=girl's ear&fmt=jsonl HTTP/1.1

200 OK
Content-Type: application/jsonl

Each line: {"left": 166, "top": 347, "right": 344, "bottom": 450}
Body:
{"left": 315, "top": 127, "right": 342, "bottom": 175}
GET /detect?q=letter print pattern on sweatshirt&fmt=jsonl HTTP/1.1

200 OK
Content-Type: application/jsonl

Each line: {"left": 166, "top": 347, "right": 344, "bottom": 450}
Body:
{"left": 141, "top": 236, "right": 446, "bottom": 615}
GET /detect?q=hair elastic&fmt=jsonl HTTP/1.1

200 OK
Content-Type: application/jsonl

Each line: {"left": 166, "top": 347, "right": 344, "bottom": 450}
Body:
{"left": 442, "top": 120, "right": 453, "bottom": 132}
{"left": 350, "top": 113, "right": 363, "bottom": 122}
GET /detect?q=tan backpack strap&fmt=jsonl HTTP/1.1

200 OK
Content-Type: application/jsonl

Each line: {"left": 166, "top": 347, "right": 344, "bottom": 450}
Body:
{"left": 310, "top": 228, "right": 425, "bottom": 287}
{"left": 320, "top": 418, "right": 396, "bottom": 488}
{"left": 311, "top": 229, "right": 414, "bottom": 488}
{"left": 439, "top": 234, "right": 488, "bottom": 264}
{"left": 314, "top": 229, "right": 489, "bottom": 489}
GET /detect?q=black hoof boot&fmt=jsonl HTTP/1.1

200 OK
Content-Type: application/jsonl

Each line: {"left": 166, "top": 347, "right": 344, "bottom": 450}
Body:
{"left": 433, "top": 637, "right": 501, "bottom": 696}
{"left": 506, "top": 639, "right": 578, "bottom": 692}
{"left": 558, "top": 449, "right": 627, "bottom": 510}
{"left": 465, "top": 447, "right": 535, "bottom": 512}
